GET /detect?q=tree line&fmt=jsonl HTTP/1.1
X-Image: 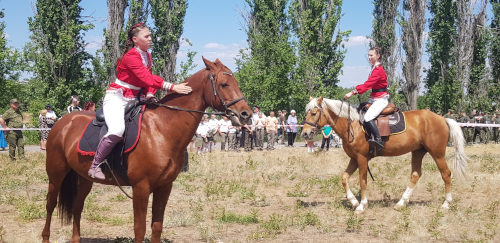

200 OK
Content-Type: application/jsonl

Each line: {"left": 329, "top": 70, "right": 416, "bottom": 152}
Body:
{"left": 0, "top": 0, "right": 499, "bottom": 124}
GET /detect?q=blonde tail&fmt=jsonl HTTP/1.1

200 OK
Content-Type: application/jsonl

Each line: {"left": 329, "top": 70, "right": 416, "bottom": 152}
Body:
{"left": 446, "top": 118, "right": 468, "bottom": 178}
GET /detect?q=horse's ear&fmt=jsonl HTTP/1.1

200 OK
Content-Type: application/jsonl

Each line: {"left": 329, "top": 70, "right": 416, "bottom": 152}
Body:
{"left": 214, "top": 58, "right": 223, "bottom": 66}
{"left": 202, "top": 56, "right": 217, "bottom": 70}
{"left": 309, "top": 96, "right": 313, "bottom": 101}
{"left": 317, "top": 96, "right": 323, "bottom": 105}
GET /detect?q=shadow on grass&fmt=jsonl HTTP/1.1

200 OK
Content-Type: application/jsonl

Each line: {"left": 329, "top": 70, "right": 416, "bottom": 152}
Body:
{"left": 79, "top": 237, "right": 173, "bottom": 243}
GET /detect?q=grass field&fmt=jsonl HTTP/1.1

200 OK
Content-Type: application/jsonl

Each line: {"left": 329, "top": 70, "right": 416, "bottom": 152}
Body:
{"left": 0, "top": 144, "right": 499, "bottom": 242}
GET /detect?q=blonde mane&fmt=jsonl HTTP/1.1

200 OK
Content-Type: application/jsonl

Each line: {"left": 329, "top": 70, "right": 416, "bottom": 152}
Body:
{"left": 306, "top": 98, "right": 360, "bottom": 121}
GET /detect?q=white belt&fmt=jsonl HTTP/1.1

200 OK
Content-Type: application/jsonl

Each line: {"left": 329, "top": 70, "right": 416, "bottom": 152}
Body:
{"left": 114, "top": 78, "right": 141, "bottom": 90}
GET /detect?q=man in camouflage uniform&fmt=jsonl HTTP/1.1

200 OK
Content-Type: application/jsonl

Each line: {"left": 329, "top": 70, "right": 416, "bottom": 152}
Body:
{"left": 492, "top": 113, "right": 500, "bottom": 144}
{"left": 480, "top": 112, "right": 491, "bottom": 144}
{"left": 465, "top": 111, "right": 476, "bottom": 144}
{"left": 0, "top": 99, "right": 25, "bottom": 160}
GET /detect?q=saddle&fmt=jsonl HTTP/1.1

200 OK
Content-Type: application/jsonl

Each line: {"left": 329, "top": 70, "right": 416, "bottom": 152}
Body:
{"left": 77, "top": 101, "right": 145, "bottom": 185}
{"left": 358, "top": 102, "right": 406, "bottom": 137}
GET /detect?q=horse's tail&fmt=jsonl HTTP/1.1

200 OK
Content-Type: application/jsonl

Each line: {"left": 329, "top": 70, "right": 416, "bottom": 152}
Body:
{"left": 445, "top": 118, "right": 468, "bottom": 178}
{"left": 58, "top": 169, "right": 78, "bottom": 224}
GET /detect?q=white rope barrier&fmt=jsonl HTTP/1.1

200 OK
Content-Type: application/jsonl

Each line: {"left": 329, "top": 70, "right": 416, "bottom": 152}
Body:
{"left": 0, "top": 123, "right": 499, "bottom": 131}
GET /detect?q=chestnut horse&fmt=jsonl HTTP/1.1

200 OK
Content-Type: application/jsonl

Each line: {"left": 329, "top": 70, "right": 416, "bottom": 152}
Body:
{"left": 301, "top": 97, "right": 468, "bottom": 213}
{"left": 42, "top": 58, "right": 252, "bottom": 242}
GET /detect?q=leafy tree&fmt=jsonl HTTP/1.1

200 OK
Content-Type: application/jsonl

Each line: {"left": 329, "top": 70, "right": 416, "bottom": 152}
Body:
{"left": 237, "top": 0, "right": 299, "bottom": 113}
{"left": 400, "top": 0, "right": 426, "bottom": 110}
{"left": 176, "top": 38, "right": 197, "bottom": 83}
{"left": 423, "top": 0, "right": 458, "bottom": 113}
{"left": 150, "top": 0, "right": 188, "bottom": 83}
{"left": 490, "top": 0, "right": 500, "bottom": 111}
{"left": 371, "top": 0, "right": 400, "bottom": 86}
{"left": 468, "top": 4, "right": 489, "bottom": 112}
{"left": 104, "top": 0, "right": 128, "bottom": 84}
{"left": 289, "top": 0, "right": 350, "bottom": 97}
{"left": 0, "top": 8, "right": 8, "bottom": 106}
{"left": 27, "top": 0, "right": 98, "bottom": 111}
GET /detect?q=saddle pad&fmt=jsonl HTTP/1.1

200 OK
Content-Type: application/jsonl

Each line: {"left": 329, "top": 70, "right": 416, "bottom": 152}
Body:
{"left": 77, "top": 105, "right": 145, "bottom": 156}
{"left": 388, "top": 110, "right": 406, "bottom": 135}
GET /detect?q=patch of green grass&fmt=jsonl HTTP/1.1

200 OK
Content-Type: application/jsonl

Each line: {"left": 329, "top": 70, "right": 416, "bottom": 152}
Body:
{"left": 216, "top": 208, "right": 259, "bottom": 224}
{"left": 479, "top": 153, "right": 499, "bottom": 174}
{"left": 110, "top": 193, "right": 128, "bottom": 202}
{"left": 291, "top": 210, "right": 320, "bottom": 230}
{"left": 345, "top": 212, "right": 364, "bottom": 232}
{"left": 427, "top": 209, "right": 443, "bottom": 239}
{"left": 9, "top": 195, "right": 46, "bottom": 221}
{"left": 257, "top": 213, "right": 287, "bottom": 237}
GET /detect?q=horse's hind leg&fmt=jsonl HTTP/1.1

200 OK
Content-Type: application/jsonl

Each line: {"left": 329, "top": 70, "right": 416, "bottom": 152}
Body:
{"left": 395, "top": 149, "right": 426, "bottom": 210}
{"left": 355, "top": 156, "right": 369, "bottom": 213}
{"left": 342, "top": 158, "right": 359, "bottom": 208}
{"left": 428, "top": 149, "right": 453, "bottom": 209}
{"left": 42, "top": 158, "right": 70, "bottom": 242}
{"left": 70, "top": 176, "right": 93, "bottom": 242}
{"left": 151, "top": 182, "right": 173, "bottom": 243}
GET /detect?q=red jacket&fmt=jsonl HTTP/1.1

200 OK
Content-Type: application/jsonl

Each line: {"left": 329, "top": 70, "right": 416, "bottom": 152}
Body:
{"left": 109, "top": 48, "right": 173, "bottom": 99}
{"left": 355, "top": 65, "right": 388, "bottom": 98}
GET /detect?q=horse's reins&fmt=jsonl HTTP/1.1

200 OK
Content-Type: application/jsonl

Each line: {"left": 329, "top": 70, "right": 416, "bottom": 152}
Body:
{"left": 148, "top": 72, "right": 246, "bottom": 117}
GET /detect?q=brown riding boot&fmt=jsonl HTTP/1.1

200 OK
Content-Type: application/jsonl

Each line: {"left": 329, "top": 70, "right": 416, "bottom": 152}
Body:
{"left": 88, "top": 135, "right": 122, "bottom": 180}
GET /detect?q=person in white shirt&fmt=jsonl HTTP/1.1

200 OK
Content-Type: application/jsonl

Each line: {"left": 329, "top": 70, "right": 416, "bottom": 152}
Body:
{"left": 196, "top": 115, "right": 209, "bottom": 154}
{"left": 218, "top": 116, "right": 232, "bottom": 151}
{"left": 254, "top": 112, "right": 266, "bottom": 150}
{"left": 206, "top": 114, "right": 219, "bottom": 152}
{"left": 44, "top": 104, "right": 58, "bottom": 128}
{"left": 228, "top": 123, "right": 240, "bottom": 152}
{"left": 251, "top": 106, "right": 265, "bottom": 147}
{"left": 265, "top": 111, "right": 278, "bottom": 150}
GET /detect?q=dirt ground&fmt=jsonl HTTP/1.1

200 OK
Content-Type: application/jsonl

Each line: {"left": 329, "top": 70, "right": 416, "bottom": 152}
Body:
{"left": 0, "top": 144, "right": 499, "bottom": 242}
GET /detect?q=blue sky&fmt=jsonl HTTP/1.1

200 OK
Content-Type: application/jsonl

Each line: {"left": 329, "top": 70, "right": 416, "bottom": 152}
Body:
{"left": 2, "top": 0, "right": 376, "bottom": 88}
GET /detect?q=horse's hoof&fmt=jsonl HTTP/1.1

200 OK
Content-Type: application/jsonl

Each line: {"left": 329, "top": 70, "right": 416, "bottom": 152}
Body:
{"left": 351, "top": 201, "right": 359, "bottom": 209}
{"left": 354, "top": 208, "right": 364, "bottom": 214}
{"left": 393, "top": 203, "right": 405, "bottom": 211}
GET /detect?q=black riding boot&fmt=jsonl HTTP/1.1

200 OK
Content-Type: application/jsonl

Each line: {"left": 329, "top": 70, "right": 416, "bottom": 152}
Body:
{"left": 365, "top": 120, "right": 384, "bottom": 152}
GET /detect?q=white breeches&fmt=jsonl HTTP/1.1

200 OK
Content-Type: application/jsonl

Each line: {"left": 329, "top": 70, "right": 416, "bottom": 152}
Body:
{"left": 103, "top": 90, "right": 135, "bottom": 137}
{"left": 364, "top": 95, "right": 390, "bottom": 122}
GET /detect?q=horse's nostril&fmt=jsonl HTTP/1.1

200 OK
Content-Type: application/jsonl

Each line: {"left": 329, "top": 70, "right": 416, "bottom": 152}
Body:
{"left": 240, "top": 111, "right": 250, "bottom": 119}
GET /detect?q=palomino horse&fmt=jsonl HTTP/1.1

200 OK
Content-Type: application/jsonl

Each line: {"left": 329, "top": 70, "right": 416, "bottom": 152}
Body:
{"left": 42, "top": 57, "right": 252, "bottom": 242}
{"left": 301, "top": 97, "right": 467, "bottom": 213}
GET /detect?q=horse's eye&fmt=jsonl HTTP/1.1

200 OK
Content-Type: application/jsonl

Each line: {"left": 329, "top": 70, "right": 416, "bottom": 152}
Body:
{"left": 311, "top": 112, "right": 316, "bottom": 116}
{"left": 220, "top": 83, "right": 229, "bottom": 88}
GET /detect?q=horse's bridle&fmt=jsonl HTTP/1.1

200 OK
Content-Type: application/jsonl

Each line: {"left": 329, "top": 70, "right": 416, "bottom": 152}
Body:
{"left": 208, "top": 72, "right": 246, "bottom": 116}
{"left": 304, "top": 104, "right": 323, "bottom": 129}
{"left": 149, "top": 70, "right": 246, "bottom": 118}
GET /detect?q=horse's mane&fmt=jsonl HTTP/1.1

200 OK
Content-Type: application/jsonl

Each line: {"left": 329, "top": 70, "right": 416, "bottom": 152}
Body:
{"left": 306, "top": 98, "right": 360, "bottom": 121}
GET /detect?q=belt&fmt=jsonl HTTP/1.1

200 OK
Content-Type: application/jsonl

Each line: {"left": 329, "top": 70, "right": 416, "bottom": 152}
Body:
{"left": 372, "top": 87, "right": 387, "bottom": 92}
{"left": 114, "top": 78, "right": 141, "bottom": 90}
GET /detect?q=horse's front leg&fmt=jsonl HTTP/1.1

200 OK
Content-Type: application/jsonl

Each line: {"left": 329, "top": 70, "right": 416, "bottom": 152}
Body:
{"left": 342, "top": 158, "right": 359, "bottom": 208}
{"left": 151, "top": 182, "right": 173, "bottom": 243}
{"left": 355, "top": 156, "right": 369, "bottom": 214}
{"left": 133, "top": 180, "right": 151, "bottom": 243}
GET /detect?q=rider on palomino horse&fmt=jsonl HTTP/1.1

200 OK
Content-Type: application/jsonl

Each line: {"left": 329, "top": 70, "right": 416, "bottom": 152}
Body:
{"left": 88, "top": 22, "right": 193, "bottom": 180}
{"left": 344, "top": 46, "right": 388, "bottom": 152}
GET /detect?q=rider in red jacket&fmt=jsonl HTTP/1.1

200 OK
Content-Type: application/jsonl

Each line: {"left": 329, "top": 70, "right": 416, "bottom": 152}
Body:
{"left": 344, "top": 47, "right": 389, "bottom": 151}
{"left": 88, "top": 23, "right": 192, "bottom": 180}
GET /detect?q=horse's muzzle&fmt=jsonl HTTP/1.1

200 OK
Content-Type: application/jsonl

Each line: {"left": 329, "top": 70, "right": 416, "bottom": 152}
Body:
{"left": 301, "top": 130, "right": 315, "bottom": 142}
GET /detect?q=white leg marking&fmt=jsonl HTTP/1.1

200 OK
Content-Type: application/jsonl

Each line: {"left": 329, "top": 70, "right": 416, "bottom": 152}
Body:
{"left": 396, "top": 186, "right": 414, "bottom": 208}
{"left": 355, "top": 198, "right": 368, "bottom": 213}
{"left": 441, "top": 192, "right": 453, "bottom": 209}
{"left": 347, "top": 189, "right": 359, "bottom": 208}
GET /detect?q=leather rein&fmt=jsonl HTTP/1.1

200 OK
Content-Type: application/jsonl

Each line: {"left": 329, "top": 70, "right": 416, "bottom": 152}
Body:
{"left": 149, "top": 71, "right": 246, "bottom": 117}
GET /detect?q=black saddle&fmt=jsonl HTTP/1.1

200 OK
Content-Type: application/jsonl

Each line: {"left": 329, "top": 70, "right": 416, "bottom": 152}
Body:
{"left": 78, "top": 102, "right": 145, "bottom": 185}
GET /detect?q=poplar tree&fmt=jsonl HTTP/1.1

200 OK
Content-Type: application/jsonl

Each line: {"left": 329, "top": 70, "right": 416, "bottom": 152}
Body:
{"left": 289, "top": 0, "right": 350, "bottom": 97}
{"left": 490, "top": 0, "right": 500, "bottom": 111}
{"left": 400, "top": 0, "right": 426, "bottom": 110}
{"left": 104, "top": 0, "right": 127, "bottom": 84}
{"left": 28, "top": 0, "right": 97, "bottom": 109}
{"left": 237, "top": 0, "right": 298, "bottom": 112}
{"left": 371, "top": 0, "right": 400, "bottom": 86}
{"left": 0, "top": 9, "right": 7, "bottom": 105}
{"left": 423, "top": 0, "right": 457, "bottom": 113}
{"left": 150, "top": 0, "right": 187, "bottom": 83}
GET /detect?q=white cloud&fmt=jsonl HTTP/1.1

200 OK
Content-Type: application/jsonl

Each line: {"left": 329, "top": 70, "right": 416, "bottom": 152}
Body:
{"left": 342, "top": 35, "right": 372, "bottom": 48}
